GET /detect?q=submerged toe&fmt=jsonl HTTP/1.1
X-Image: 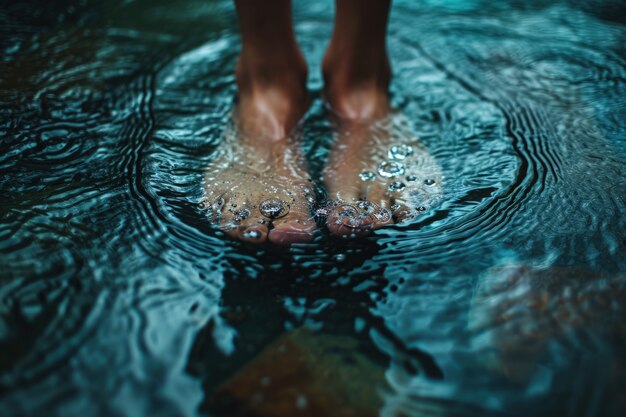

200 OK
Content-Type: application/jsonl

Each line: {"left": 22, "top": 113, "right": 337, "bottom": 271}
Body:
{"left": 268, "top": 211, "right": 316, "bottom": 245}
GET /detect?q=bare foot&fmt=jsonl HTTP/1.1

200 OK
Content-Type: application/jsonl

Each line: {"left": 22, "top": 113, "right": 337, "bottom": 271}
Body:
{"left": 322, "top": 91, "right": 442, "bottom": 235}
{"left": 202, "top": 55, "right": 316, "bottom": 245}
{"left": 323, "top": 114, "right": 442, "bottom": 235}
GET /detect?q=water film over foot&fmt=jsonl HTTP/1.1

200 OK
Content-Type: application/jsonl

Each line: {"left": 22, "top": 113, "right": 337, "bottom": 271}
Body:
{"left": 200, "top": 121, "right": 317, "bottom": 245}
{"left": 323, "top": 114, "right": 443, "bottom": 235}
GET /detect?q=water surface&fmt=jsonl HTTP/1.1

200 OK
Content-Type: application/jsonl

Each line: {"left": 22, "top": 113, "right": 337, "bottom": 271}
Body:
{"left": 1, "top": 1, "right": 625, "bottom": 416}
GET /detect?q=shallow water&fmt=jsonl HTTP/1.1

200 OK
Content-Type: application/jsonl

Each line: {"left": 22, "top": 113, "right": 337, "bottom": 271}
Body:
{"left": 1, "top": 1, "right": 625, "bottom": 416}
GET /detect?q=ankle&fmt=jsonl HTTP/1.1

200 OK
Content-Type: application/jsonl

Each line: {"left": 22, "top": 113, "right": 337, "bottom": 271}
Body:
{"left": 322, "top": 47, "right": 391, "bottom": 121}
{"left": 235, "top": 53, "right": 309, "bottom": 140}
{"left": 236, "top": 50, "right": 308, "bottom": 95}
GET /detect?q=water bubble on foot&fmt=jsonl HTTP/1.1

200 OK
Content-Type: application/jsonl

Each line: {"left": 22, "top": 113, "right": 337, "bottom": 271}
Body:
{"left": 373, "top": 208, "right": 392, "bottom": 223}
{"left": 337, "top": 205, "right": 358, "bottom": 218}
{"left": 388, "top": 181, "right": 406, "bottom": 192}
{"left": 356, "top": 200, "right": 376, "bottom": 213}
{"left": 233, "top": 208, "right": 251, "bottom": 223}
{"left": 213, "top": 197, "right": 225, "bottom": 211}
{"left": 424, "top": 178, "right": 436, "bottom": 186}
{"left": 359, "top": 171, "right": 376, "bottom": 181}
{"left": 378, "top": 161, "right": 405, "bottom": 178}
{"left": 315, "top": 207, "right": 329, "bottom": 217}
{"left": 388, "top": 144, "right": 413, "bottom": 160}
{"left": 259, "top": 199, "right": 289, "bottom": 219}
{"left": 243, "top": 229, "right": 262, "bottom": 240}
{"left": 198, "top": 198, "right": 210, "bottom": 210}
{"left": 406, "top": 175, "right": 417, "bottom": 182}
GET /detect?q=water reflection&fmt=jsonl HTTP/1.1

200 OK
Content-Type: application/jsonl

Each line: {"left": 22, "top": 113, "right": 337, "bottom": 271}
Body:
{"left": 1, "top": 0, "right": 625, "bottom": 416}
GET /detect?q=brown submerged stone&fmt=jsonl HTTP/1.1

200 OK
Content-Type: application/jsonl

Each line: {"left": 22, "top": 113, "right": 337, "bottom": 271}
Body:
{"left": 207, "top": 328, "right": 387, "bottom": 417}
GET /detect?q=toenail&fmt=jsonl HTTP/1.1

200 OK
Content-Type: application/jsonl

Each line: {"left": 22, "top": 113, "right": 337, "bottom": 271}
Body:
{"left": 243, "top": 229, "right": 262, "bottom": 240}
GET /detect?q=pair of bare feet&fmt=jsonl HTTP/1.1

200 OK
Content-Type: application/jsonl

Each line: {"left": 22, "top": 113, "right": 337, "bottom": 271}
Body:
{"left": 201, "top": 0, "right": 441, "bottom": 245}
{"left": 202, "top": 53, "right": 442, "bottom": 245}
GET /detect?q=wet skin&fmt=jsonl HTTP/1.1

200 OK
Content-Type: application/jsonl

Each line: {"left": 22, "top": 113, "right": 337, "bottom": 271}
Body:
{"left": 203, "top": 105, "right": 316, "bottom": 245}
{"left": 323, "top": 113, "right": 443, "bottom": 235}
{"left": 202, "top": 0, "right": 443, "bottom": 244}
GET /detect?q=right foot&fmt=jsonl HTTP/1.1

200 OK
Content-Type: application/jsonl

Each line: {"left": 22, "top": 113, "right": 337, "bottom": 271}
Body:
{"left": 202, "top": 56, "right": 316, "bottom": 245}
{"left": 322, "top": 111, "right": 443, "bottom": 235}
{"left": 321, "top": 52, "right": 442, "bottom": 235}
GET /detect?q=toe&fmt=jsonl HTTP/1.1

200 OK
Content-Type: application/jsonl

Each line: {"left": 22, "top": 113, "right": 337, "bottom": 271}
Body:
{"left": 220, "top": 203, "right": 269, "bottom": 244}
{"left": 361, "top": 182, "right": 394, "bottom": 229}
{"left": 326, "top": 203, "right": 374, "bottom": 236}
{"left": 268, "top": 210, "right": 316, "bottom": 245}
{"left": 392, "top": 202, "right": 414, "bottom": 223}
{"left": 391, "top": 195, "right": 425, "bottom": 223}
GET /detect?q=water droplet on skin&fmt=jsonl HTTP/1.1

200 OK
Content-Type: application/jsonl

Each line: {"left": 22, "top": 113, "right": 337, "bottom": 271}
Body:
{"left": 234, "top": 208, "right": 250, "bottom": 220}
{"left": 356, "top": 201, "right": 375, "bottom": 213}
{"left": 336, "top": 205, "right": 365, "bottom": 228}
{"left": 373, "top": 208, "right": 391, "bottom": 222}
{"left": 315, "top": 207, "right": 329, "bottom": 217}
{"left": 198, "top": 199, "right": 209, "bottom": 210}
{"left": 243, "top": 229, "right": 262, "bottom": 239}
{"left": 378, "top": 161, "right": 405, "bottom": 178}
{"left": 388, "top": 181, "right": 406, "bottom": 192}
{"left": 214, "top": 197, "right": 225, "bottom": 211}
{"left": 388, "top": 144, "right": 413, "bottom": 160}
{"left": 406, "top": 175, "right": 417, "bottom": 182}
{"left": 259, "top": 199, "right": 288, "bottom": 219}
{"left": 424, "top": 178, "right": 436, "bottom": 186}
{"left": 359, "top": 171, "right": 376, "bottom": 181}
{"left": 416, "top": 206, "right": 427, "bottom": 212}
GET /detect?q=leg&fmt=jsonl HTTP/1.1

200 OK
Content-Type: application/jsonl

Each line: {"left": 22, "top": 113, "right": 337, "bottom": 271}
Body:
{"left": 203, "top": 0, "right": 316, "bottom": 245}
{"left": 322, "top": 0, "right": 392, "bottom": 121}
{"left": 235, "top": 0, "right": 308, "bottom": 140}
{"left": 322, "top": 0, "right": 442, "bottom": 235}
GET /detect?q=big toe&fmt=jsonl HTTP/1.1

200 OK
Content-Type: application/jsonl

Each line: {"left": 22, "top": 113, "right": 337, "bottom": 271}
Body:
{"left": 268, "top": 210, "right": 316, "bottom": 245}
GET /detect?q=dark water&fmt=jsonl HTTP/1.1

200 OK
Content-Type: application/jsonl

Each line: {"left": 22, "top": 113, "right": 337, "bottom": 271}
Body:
{"left": 1, "top": 0, "right": 625, "bottom": 416}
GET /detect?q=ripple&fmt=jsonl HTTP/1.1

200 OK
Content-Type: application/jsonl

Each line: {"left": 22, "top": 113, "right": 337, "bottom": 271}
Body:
{"left": 1, "top": 1, "right": 625, "bottom": 416}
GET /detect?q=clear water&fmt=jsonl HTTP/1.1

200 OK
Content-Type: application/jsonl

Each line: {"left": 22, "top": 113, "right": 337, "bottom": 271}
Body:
{"left": 1, "top": 1, "right": 625, "bottom": 416}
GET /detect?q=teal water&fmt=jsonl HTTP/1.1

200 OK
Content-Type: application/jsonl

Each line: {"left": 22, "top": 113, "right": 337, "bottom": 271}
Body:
{"left": 1, "top": 1, "right": 625, "bottom": 416}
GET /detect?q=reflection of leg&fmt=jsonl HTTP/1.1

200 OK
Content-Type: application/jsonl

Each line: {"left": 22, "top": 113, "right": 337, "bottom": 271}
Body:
{"left": 207, "top": 328, "right": 386, "bottom": 417}
{"left": 322, "top": 0, "right": 442, "bottom": 235}
{"left": 203, "top": 0, "right": 316, "bottom": 245}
